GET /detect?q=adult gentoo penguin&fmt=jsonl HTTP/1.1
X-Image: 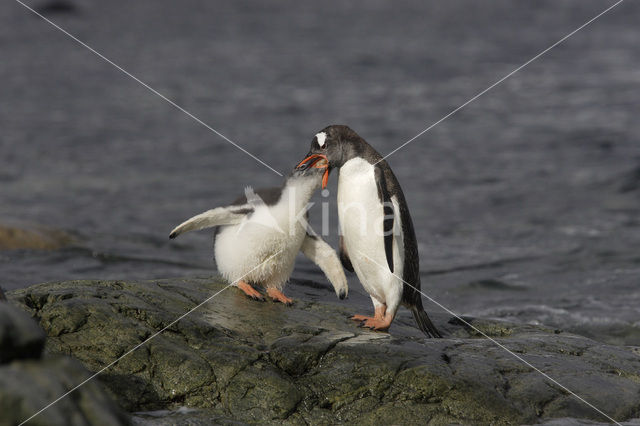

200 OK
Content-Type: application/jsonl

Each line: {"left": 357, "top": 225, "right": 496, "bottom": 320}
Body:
{"left": 169, "top": 159, "right": 348, "bottom": 304}
{"left": 296, "top": 125, "right": 441, "bottom": 337}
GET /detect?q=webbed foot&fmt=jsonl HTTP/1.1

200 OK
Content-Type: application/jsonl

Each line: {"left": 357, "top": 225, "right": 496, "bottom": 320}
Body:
{"left": 267, "top": 288, "right": 294, "bottom": 306}
{"left": 237, "top": 281, "right": 265, "bottom": 301}
{"left": 350, "top": 314, "right": 373, "bottom": 322}
{"left": 362, "top": 316, "right": 392, "bottom": 331}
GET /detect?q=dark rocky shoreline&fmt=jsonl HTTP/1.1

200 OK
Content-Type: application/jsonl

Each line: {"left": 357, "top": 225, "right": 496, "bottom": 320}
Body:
{"left": 4, "top": 277, "right": 640, "bottom": 424}
{"left": 0, "top": 299, "right": 128, "bottom": 426}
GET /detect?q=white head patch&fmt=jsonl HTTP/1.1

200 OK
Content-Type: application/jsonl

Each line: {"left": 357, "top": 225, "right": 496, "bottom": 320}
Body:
{"left": 315, "top": 132, "right": 327, "bottom": 148}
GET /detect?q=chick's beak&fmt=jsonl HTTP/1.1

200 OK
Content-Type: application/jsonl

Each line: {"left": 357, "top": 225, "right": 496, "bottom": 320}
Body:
{"left": 295, "top": 153, "right": 330, "bottom": 189}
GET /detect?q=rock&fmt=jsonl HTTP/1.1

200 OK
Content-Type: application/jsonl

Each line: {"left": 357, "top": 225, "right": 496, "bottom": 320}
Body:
{"left": 0, "top": 225, "right": 75, "bottom": 251}
{"left": 0, "top": 357, "right": 130, "bottom": 426}
{"left": 9, "top": 278, "right": 640, "bottom": 424}
{"left": 0, "top": 302, "right": 46, "bottom": 363}
{"left": 0, "top": 296, "right": 129, "bottom": 426}
{"left": 130, "top": 407, "right": 238, "bottom": 425}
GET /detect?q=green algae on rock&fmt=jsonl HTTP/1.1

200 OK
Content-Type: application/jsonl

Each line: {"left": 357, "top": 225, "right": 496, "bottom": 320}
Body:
{"left": 9, "top": 278, "right": 640, "bottom": 424}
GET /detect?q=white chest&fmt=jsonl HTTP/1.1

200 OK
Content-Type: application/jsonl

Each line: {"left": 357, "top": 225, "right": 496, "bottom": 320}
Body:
{"left": 337, "top": 158, "right": 381, "bottom": 220}
{"left": 337, "top": 158, "right": 386, "bottom": 258}
{"left": 336, "top": 158, "right": 405, "bottom": 301}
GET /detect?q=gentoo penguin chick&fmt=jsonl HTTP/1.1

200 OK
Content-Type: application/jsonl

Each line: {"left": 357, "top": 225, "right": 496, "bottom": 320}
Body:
{"left": 296, "top": 125, "right": 441, "bottom": 337}
{"left": 169, "top": 159, "right": 348, "bottom": 305}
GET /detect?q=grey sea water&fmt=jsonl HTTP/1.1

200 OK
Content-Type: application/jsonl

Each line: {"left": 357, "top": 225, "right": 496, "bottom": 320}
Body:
{"left": 1, "top": 0, "right": 639, "bottom": 348}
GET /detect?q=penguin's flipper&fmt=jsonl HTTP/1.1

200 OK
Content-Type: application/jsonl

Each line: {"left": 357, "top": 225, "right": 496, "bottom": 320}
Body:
{"left": 339, "top": 235, "right": 354, "bottom": 273}
{"left": 375, "top": 166, "right": 394, "bottom": 273}
{"left": 301, "top": 233, "right": 349, "bottom": 300}
{"left": 169, "top": 205, "right": 252, "bottom": 239}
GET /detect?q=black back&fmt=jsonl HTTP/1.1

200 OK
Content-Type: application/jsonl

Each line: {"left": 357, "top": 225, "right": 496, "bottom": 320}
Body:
{"left": 377, "top": 160, "right": 423, "bottom": 308}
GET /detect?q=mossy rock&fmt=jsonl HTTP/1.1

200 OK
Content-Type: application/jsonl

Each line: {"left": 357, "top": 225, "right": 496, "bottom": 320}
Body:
{"left": 9, "top": 278, "right": 640, "bottom": 424}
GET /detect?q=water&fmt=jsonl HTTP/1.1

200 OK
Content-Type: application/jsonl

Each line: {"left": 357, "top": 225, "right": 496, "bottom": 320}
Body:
{"left": 1, "top": 0, "right": 640, "bottom": 347}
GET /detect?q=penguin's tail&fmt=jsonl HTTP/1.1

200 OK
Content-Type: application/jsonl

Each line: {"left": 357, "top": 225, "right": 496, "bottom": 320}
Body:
{"left": 410, "top": 305, "right": 442, "bottom": 338}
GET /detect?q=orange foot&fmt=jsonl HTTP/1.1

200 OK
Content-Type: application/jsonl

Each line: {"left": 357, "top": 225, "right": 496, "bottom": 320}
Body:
{"left": 237, "top": 281, "right": 265, "bottom": 301}
{"left": 267, "top": 288, "right": 294, "bottom": 306}
{"left": 351, "top": 305, "right": 386, "bottom": 325}
{"left": 350, "top": 314, "right": 373, "bottom": 322}
{"left": 362, "top": 316, "right": 393, "bottom": 331}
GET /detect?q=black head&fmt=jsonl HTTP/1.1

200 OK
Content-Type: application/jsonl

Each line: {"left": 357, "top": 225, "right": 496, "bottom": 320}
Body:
{"left": 305, "top": 125, "right": 369, "bottom": 169}
{"left": 295, "top": 125, "right": 381, "bottom": 187}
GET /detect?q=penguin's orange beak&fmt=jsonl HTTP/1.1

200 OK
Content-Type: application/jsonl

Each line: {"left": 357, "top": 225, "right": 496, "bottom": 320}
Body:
{"left": 295, "top": 154, "right": 330, "bottom": 189}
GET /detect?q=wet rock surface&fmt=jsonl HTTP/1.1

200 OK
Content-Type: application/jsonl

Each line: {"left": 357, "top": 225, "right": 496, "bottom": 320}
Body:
{"left": 9, "top": 278, "right": 640, "bottom": 424}
{"left": 0, "top": 357, "right": 129, "bottom": 426}
{"left": 0, "top": 299, "right": 128, "bottom": 426}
